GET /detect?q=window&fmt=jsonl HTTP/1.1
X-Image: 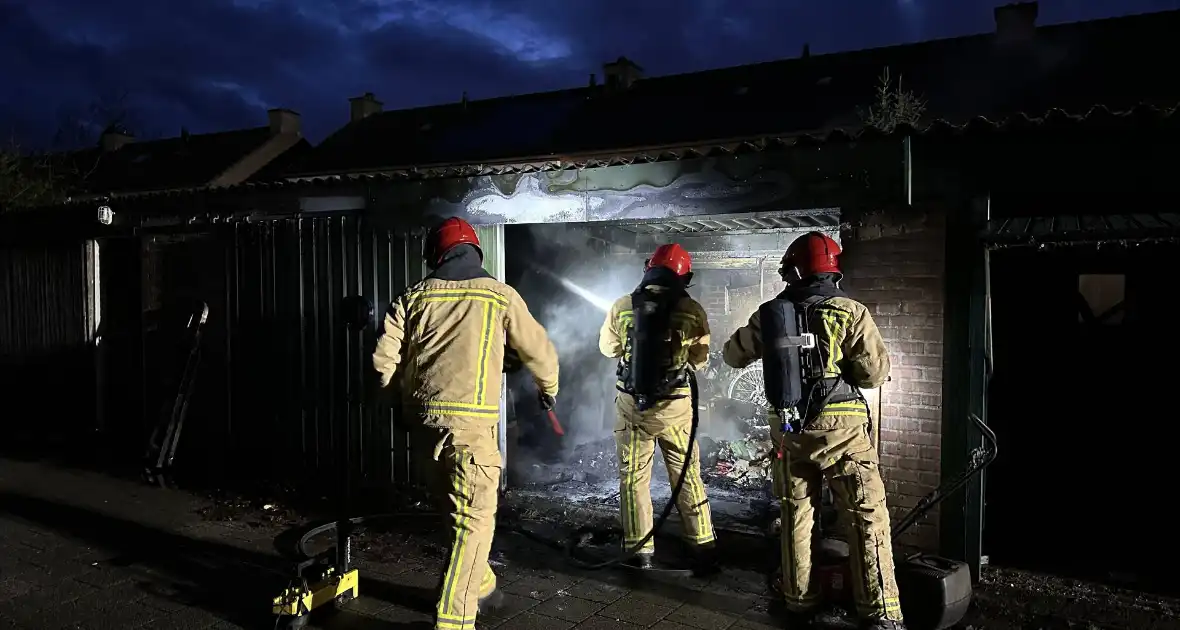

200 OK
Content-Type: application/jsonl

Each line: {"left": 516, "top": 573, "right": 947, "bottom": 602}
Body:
{"left": 1077, "top": 274, "right": 1125, "bottom": 325}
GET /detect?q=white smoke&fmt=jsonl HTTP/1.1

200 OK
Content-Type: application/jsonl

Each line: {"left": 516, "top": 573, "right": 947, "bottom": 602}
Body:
{"left": 504, "top": 224, "right": 645, "bottom": 457}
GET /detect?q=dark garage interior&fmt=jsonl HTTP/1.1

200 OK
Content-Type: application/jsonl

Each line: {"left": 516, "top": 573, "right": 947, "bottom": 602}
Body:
{"left": 985, "top": 241, "right": 1180, "bottom": 595}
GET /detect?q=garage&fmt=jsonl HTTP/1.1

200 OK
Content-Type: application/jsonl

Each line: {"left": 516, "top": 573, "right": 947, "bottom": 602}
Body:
{"left": 484, "top": 209, "right": 849, "bottom": 533}
{"left": 983, "top": 212, "right": 1180, "bottom": 594}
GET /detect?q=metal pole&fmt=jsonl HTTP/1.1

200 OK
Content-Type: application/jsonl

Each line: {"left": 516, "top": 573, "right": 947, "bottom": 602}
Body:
{"left": 758, "top": 256, "right": 766, "bottom": 300}
{"left": 903, "top": 135, "right": 913, "bottom": 206}
{"left": 493, "top": 225, "right": 508, "bottom": 492}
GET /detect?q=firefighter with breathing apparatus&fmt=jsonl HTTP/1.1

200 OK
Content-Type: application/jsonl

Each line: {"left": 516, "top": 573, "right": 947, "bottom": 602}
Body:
{"left": 598, "top": 243, "right": 718, "bottom": 572}
{"left": 372, "top": 217, "right": 560, "bottom": 630}
{"left": 722, "top": 232, "right": 905, "bottom": 630}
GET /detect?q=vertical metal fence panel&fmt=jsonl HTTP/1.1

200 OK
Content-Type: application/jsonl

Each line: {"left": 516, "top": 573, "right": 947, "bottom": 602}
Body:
{"left": 341, "top": 216, "right": 363, "bottom": 488}
{"left": 278, "top": 219, "right": 302, "bottom": 474}
{"left": 0, "top": 242, "right": 96, "bottom": 438}
{"left": 297, "top": 219, "right": 317, "bottom": 472}
{"left": 372, "top": 227, "right": 402, "bottom": 487}
{"left": 0, "top": 243, "right": 90, "bottom": 353}
{"left": 210, "top": 215, "right": 418, "bottom": 492}
{"left": 358, "top": 220, "right": 381, "bottom": 487}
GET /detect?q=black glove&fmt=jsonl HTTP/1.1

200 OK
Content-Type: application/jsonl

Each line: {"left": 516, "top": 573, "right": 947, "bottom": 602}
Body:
{"left": 538, "top": 391, "right": 556, "bottom": 411}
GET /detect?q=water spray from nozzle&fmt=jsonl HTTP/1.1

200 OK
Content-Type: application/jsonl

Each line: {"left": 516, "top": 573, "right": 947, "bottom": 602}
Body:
{"left": 530, "top": 263, "right": 612, "bottom": 313}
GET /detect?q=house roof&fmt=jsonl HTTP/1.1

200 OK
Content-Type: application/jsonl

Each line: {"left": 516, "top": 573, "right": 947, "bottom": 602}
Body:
{"left": 28, "top": 99, "right": 1167, "bottom": 208}
{"left": 52, "top": 125, "right": 310, "bottom": 197}
{"left": 294, "top": 7, "right": 1180, "bottom": 179}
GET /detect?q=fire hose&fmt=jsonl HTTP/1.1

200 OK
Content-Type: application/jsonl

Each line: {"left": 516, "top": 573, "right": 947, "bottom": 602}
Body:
{"left": 542, "top": 405, "right": 565, "bottom": 436}
{"left": 513, "top": 370, "right": 702, "bottom": 578}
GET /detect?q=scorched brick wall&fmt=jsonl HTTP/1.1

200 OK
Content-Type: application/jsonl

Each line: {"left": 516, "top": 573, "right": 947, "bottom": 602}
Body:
{"left": 841, "top": 208, "right": 947, "bottom": 552}
{"left": 693, "top": 269, "right": 774, "bottom": 343}
{"left": 697, "top": 278, "right": 730, "bottom": 331}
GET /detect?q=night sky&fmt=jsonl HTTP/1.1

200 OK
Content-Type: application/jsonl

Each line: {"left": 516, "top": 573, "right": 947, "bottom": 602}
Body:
{"left": 2, "top": 0, "right": 1177, "bottom": 149}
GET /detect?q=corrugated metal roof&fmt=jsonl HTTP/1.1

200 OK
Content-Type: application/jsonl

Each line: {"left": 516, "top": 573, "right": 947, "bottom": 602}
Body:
{"left": 612, "top": 209, "right": 840, "bottom": 235}
{"left": 283, "top": 102, "right": 1180, "bottom": 183}
{"left": 984, "top": 212, "right": 1180, "bottom": 247}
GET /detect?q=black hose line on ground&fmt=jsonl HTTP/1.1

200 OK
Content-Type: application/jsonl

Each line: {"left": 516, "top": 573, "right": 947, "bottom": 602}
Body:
{"left": 890, "top": 413, "right": 997, "bottom": 543}
{"left": 558, "top": 369, "right": 701, "bottom": 575}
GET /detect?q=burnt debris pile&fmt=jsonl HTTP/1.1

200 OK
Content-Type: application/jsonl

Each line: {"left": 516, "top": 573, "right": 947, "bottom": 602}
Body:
{"left": 510, "top": 360, "right": 777, "bottom": 521}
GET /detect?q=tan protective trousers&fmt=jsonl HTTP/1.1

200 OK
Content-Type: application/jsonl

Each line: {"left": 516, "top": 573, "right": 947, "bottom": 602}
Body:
{"left": 773, "top": 418, "right": 904, "bottom": 623}
{"left": 415, "top": 425, "right": 501, "bottom": 630}
{"left": 614, "top": 394, "right": 716, "bottom": 553}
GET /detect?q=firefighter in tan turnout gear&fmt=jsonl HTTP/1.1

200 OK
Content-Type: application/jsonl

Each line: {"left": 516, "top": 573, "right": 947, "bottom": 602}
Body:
{"left": 373, "top": 217, "right": 559, "bottom": 630}
{"left": 599, "top": 244, "right": 717, "bottom": 572}
{"left": 723, "top": 232, "right": 905, "bottom": 630}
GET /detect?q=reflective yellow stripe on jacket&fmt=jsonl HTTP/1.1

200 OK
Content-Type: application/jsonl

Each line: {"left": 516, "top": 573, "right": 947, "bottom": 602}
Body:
{"left": 407, "top": 287, "right": 508, "bottom": 419}
{"left": 813, "top": 301, "right": 852, "bottom": 379}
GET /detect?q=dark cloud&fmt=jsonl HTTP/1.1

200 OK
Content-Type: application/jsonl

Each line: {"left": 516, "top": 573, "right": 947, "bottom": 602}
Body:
{"left": 1, "top": 0, "right": 1177, "bottom": 149}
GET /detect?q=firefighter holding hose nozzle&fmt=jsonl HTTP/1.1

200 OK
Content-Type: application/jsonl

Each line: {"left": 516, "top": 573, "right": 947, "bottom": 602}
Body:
{"left": 598, "top": 244, "right": 718, "bottom": 573}
{"left": 372, "top": 217, "right": 560, "bottom": 630}
{"left": 722, "top": 232, "right": 905, "bottom": 630}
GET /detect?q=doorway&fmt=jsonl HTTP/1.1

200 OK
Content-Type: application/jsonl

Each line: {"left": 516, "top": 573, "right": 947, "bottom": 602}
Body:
{"left": 985, "top": 242, "right": 1180, "bottom": 593}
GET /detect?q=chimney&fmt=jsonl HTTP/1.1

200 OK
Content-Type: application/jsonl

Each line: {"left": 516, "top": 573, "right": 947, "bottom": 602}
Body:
{"left": 268, "top": 108, "right": 301, "bottom": 135}
{"left": 994, "top": 1, "right": 1038, "bottom": 46}
{"left": 100, "top": 126, "right": 134, "bottom": 152}
{"left": 349, "top": 92, "right": 383, "bottom": 122}
{"left": 603, "top": 56, "right": 643, "bottom": 89}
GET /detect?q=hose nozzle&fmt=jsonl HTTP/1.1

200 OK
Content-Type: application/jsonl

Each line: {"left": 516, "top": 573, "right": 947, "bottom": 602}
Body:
{"left": 538, "top": 391, "right": 563, "bottom": 436}
{"left": 546, "top": 410, "right": 565, "bottom": 436}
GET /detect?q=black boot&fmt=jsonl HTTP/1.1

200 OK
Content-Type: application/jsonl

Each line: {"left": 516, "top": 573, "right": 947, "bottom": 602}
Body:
{"left": 477, "top": 589, "right": 504, "bottom": 614}
{"left": 623, "top": 552, "right": 655, "bottom": 570}
{"left": 781, "top": 608, "right": 818, "bottom": 628}
{"left": 692, "top": 542, "right": 720, "bottom": 576}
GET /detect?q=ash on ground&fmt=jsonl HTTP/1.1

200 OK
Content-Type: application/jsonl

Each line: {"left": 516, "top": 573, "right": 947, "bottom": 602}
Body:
{"left": 508, "top": 409, "right": 777, "bottom": 534}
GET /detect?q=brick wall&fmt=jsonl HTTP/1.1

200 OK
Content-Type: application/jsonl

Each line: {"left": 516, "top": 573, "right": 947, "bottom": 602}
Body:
{"left": 841, "top": 207, "right": 947, "bottom": 552}
{"left": 682, "top": 219, "right": 948, "bottom": 551}
{"left": 696, "top": 274, "right": 730, "bottom": 331}
{"left": 692, "top": 268, "right": 787, "bottom": 344}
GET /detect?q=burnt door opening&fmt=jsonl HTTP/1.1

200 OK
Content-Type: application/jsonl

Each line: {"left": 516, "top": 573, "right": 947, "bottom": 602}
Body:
{"left": 500, "top": 212, "right": 843, "bottom": 535}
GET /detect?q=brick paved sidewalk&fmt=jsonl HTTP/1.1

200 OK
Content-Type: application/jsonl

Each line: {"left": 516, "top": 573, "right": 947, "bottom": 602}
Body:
{"left": 0, "top": 457, "right": 780, "bottom": 630}
{"left": 6, "top": 456, "right": 1180, "bottom": 630}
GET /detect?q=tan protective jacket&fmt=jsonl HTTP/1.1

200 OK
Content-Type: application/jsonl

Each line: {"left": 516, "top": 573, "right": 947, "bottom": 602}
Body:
{"left": 599, "top": 289, "right": 711, "bottom": 399}
{"left": 373, "top": 277, "right": 559, "bottom": 432}
{"left": 723, "top": 295, "right": 889, "bottom": 429}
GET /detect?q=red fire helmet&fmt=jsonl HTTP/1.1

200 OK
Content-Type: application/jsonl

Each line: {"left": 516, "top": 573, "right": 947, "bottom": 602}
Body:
{"left": 425, "top": 217, "right": 482, "bottom": 267}
{"left": 783, "top": 231, "right": 841, "bottom": 278}
{"left": 645, "top": 243, "right": 692, "bottom": 276}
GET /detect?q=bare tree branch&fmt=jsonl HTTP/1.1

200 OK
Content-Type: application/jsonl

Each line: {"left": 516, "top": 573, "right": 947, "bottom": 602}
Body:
{"left": 2, "top": 93, "right": 143, "bottom": 212}
{"left": 0, "top": 143, "right": 66, "bottom": 213}
{"left": 859, "top": 67, "right": 927, "bottom": 133}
